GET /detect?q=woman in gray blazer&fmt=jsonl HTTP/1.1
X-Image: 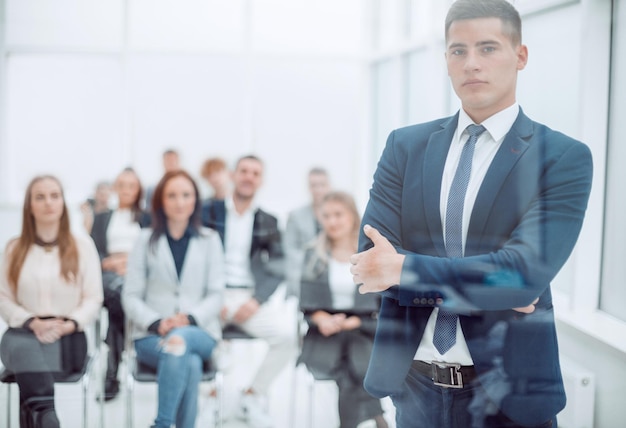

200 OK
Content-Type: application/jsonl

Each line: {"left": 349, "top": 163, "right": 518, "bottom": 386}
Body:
{"left": 123, "top": 170, "right": 224, "bottom": 428}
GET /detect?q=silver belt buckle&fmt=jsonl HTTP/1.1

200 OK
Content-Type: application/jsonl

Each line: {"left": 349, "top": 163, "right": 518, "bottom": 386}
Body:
{"left": 431, "top": 361, "right": 463, "bottom": 389}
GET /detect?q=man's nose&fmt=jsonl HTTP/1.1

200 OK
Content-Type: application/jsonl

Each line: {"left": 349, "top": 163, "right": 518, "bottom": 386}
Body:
{"left": 464, "top": 50, "right": 481, "bottom": 72}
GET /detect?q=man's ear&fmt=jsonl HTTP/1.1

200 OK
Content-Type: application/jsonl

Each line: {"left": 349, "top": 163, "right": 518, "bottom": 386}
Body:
{"left": 516, "top": 44, "right": 529, "bottom": 71}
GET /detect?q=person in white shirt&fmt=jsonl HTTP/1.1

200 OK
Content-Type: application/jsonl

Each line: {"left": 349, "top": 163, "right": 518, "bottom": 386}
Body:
{"left": 349, "top": 1, "right": 593, "bottom": 426}
{"left": 202, "top": 155, "right": 296, "bottom": 428}
{"left": 90, "top": 167, "right": 151, "bottom": 401}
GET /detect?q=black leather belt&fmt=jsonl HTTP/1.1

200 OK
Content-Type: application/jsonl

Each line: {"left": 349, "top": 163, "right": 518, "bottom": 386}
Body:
{"left": 412, "top": 360, "right": 476, "bottom": 389}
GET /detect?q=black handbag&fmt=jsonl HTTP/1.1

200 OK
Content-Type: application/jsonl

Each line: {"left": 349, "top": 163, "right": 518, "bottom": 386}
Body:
{"left": 58, "top": 331, "right": 88, "bottom": 373}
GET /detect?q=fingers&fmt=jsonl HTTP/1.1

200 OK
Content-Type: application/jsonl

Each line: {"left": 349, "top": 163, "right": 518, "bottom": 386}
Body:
{"left": 362, "top": 224, "right": 382, "bottom": 244}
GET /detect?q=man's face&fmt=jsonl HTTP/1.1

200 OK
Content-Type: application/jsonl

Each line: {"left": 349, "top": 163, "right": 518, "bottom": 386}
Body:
{"left": 446, "top": 17, "right": 528, "bottom": 123}
{"left": 163, "top": 153, "right": 180, "bottom": 173}
{"left": 232, "top": 158, "right": 263, "bottom": 200}
{"left": 308, "top": 173, "right": 330, "bottom": 205}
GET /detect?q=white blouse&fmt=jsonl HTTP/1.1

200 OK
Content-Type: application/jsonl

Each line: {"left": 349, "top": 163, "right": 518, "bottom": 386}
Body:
{"left": 328, "top": 258, "right": 355, "bottom": 310}
{"left": 106, "top": 209, "right": 141, "bottom": 254}
{"left": 0, "top": 234, "right": 103, "bottom": 329}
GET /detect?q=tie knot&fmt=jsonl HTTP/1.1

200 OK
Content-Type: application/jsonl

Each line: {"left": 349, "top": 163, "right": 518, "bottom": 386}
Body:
{"left": 466, "top": 124, "right": 486, "bottom": 138}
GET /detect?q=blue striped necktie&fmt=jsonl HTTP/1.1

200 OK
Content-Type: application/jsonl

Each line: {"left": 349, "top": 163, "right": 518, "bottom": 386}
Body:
{"left": 433, "top": 124, "right": 486, "bottom": 355}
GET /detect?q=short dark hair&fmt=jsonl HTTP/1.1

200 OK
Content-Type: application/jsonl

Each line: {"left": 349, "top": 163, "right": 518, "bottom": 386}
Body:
{"left": 445, "top": 0, "right": 522, "bottom": 46}
{"left": 234, "top": 154, "right": 263, "bottom": 170}
{"left": 308, "top": 167, "right": 328, "bottom": 177}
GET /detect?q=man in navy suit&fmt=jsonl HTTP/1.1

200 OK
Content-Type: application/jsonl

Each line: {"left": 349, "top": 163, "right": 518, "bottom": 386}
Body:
{"left": 349, "top": 1, "right": 593, "bottom": 427}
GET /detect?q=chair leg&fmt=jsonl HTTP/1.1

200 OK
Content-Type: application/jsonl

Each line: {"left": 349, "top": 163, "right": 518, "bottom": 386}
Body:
{"left": 7, "top": 383, "right": 11, "bottom": 428}
{"left": 82, "top": 370, "right": 89, "bottom": 428}
{"left": 289, "top": 365, "right": 299, "bottom": 428}
{"left": 215, "top": 372, "right": 223, "bottom": 428}
{"left": 307, "top": 371, "right": 315, "bottom": 428}
{"left": 126, "top": 371, "right": 134, "bottom": 428}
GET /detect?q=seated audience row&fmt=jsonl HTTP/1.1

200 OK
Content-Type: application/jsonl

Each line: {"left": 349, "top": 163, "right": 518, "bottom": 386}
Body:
{"left": 0, "top": 155, "right": 388, "bottom": 428}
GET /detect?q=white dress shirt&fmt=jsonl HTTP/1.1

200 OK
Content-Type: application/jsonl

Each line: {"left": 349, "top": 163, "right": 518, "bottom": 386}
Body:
{"left": 224, "top": 197, "right": 256, "bottom": 287}
{"left": 414, "top": 103, "right": 520, "bottom": 365}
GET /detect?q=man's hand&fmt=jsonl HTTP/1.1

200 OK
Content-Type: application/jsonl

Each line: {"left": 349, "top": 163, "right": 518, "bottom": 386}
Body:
{"left": 513, "top": 298, "right": 540, "bottom": 314}
{"left": 350, "top": 225, "right": 405, "bottom": 294}
{"left": 232, "top": 298, "right": 260, "bottom": 324}
{"left": 102, "top": 253, "right": 128, "bottom": 276}
{"left": 312, "top": 312, "right": 346, "bottom": 337}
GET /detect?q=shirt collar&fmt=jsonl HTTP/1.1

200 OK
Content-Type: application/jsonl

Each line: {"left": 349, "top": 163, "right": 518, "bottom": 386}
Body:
{"left": 226, "top": 196, "right": 258, "bottom": 216}
{"left": 458, "top": 103, "right": 519, "bottom": 142}
{"left": 166, "top": 223, "right": 197, "bottom": 241}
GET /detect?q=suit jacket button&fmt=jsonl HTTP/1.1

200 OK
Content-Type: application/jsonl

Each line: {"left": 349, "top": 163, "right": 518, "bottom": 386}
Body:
{"left": 413, "top": 298, "right": 420, "bottom": 305}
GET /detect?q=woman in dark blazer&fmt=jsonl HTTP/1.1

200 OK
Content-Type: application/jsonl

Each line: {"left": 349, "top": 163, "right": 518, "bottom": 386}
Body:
{"left": 90, "top": 167, "right": 150, "bottom": 400}
{"left": 298, "top": 191, "right": 387, "bottom": 428}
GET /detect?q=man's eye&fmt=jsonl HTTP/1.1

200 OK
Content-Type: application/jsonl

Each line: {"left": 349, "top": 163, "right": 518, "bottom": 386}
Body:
{"left": 451, "top": 49, "right": 465, "bottom": 56}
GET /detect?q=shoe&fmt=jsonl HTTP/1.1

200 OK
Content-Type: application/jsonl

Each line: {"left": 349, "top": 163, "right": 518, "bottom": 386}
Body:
{"left": 98, "top": 378, "right": 120, "bottom": 402}
{"left": 199, "top": 394, "right": 219, "bottom": 426}
{"left": 238, "top": 392, "right": 273, "bottom": 428}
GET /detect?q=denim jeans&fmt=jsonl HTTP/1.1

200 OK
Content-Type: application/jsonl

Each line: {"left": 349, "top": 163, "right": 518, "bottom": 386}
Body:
{"left": 391, "top": 365, "right": 555, "bottom": 428}
{"left": 134, "top": 326, "right": 216, "bottom": 428}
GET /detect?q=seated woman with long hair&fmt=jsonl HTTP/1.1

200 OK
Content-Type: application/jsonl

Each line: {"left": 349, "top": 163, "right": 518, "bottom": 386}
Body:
{"left": 90, "top": 167, "right": 150, "bottom": 401}
{"left": 122, "top": 170, "right": 224, "bottom": 428}
{"left": 0, "top": 175, "right": 103, "bottom": 427}
{"left": 298, "top": 191, "right": 388, "bottom": 428}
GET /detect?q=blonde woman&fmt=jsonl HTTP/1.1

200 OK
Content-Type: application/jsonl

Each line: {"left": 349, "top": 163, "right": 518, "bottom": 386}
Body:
{"left": 0, "top": 175, "right": 103, "bottom": 427}
{"left": 298, "top": 191, "right": 387, "bottom": 428}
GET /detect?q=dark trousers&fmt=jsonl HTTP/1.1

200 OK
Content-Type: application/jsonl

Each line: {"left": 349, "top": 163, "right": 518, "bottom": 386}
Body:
{"left": 299, "top": 329, "right": 383, "bottom": 428}
{"left": 102, "top": 271, "right": 125, "bottom": 381}
{"left": 391, "top": 365, "right": 555, "bottom": 428}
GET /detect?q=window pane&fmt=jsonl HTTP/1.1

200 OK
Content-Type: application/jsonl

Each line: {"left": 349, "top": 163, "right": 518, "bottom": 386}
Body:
{"left": 373, "top": 58, "right": 405, "bottom": 156}
{"left": 5, "top": 55, "right": 125, "bottom": 203}
{"left": 376, "top": 0, "right": 407, "bottom": 50}
{"left": 600, "top": 0, "right": 626, "bottom": 321}
{"left": 127, "top": 55, "right": 247, "bottom": 184}
{"left": 517, "top": 5, "right": 582, "bottom": 138}
{"left": 251, "top": 0, "right": 364, "bottom": 55}
{"left": 252, "top": 59, "right": 363, "bottom": 213}
{"left": 407, "top": 46, "right": 448, "bottom": 123}
{"left": 129, "top": 0, "right": 246, "bottom": 52}
{"left": 6, "top": 0, "right": 123, "bottom": 49}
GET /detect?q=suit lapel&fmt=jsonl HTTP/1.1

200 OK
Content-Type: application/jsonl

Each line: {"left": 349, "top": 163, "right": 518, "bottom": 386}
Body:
{"left": 423, "top": 115, "right": 458, "bottom": 257}
{"left": 158, "top": 235, "right": 180, "bottom": 284}
{"left": 468, "top": 110, "right": 534, "bottom": 250}
{"left": 177, "top": 235, "right": 199, "bottom": 286}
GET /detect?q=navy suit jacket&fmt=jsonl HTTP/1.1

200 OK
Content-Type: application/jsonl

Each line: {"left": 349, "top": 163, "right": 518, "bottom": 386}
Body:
{"left": 201, "top": 199, "right": 285, "bottom": 304}
{"left": 359, "top": 109, "right": 593, "bottom": 426}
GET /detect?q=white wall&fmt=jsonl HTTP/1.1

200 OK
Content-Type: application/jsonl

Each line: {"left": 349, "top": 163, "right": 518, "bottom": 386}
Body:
{"left": 0, "top": 0, "right": 370, "bottom": 245}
